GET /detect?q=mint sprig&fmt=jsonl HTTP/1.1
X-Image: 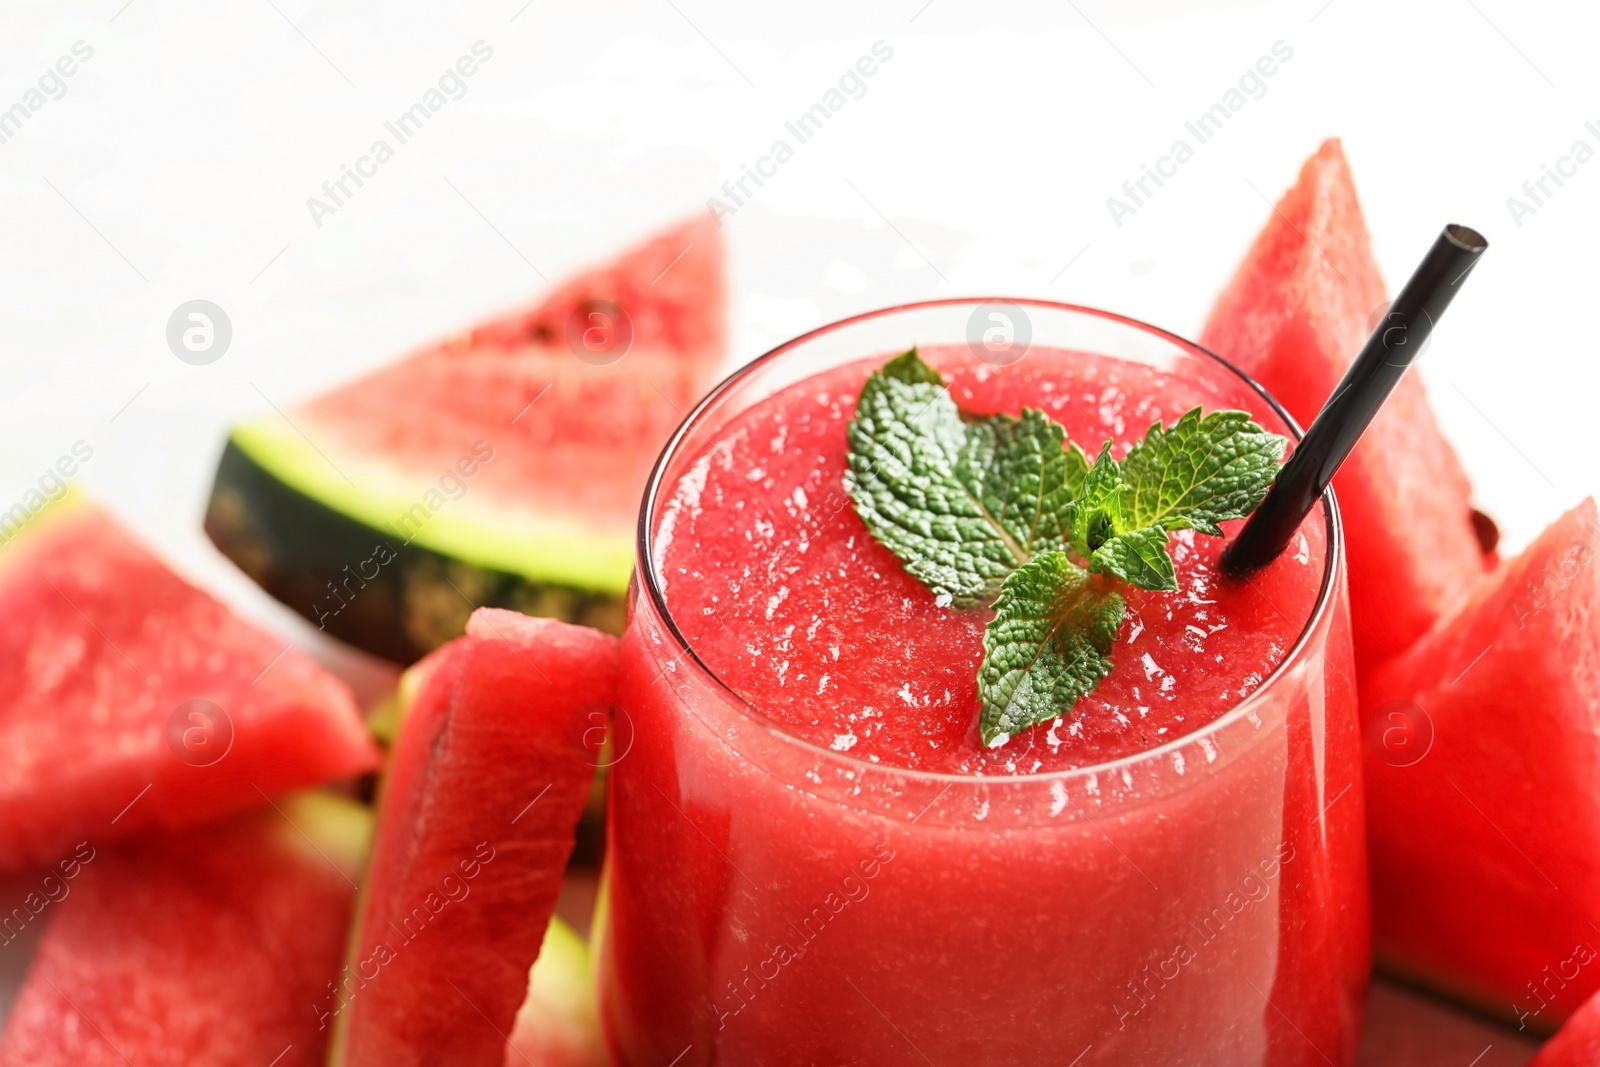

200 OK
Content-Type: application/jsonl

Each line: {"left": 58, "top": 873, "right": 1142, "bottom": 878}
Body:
{"left": 844, "top": 350, "right": 1287, "bottom": 747}
{"left": 1072, "top": 409, "right": 1288, "bottom": 591}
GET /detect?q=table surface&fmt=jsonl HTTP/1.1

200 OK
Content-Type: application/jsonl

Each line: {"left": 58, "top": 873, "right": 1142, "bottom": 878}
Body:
{"left": 1359, "top": 982, "right": 1539, "bottom": 1066}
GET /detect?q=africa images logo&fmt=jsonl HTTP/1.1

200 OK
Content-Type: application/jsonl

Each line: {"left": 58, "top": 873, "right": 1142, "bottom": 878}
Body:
{"left": 305, "top": 41, "right": 495, "bottom": 228}
{"left": 0, "top": 41, "right": 94, "bottom": 149}
{"left": 1105, "top": 40, "right": 1294, "bottom": 229}
{"left": 706, "top": 40, "right": 895, "bottom": 226}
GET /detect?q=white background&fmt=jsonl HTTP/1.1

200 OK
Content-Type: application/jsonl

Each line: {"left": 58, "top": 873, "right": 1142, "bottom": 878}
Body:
{"left": 0, "top": 0, "right": 1593, "bottom": 674}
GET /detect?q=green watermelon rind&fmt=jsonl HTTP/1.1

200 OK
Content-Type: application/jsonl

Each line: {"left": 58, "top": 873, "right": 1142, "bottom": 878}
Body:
{"left": 274, "top": 791, "right": 374, "bottom": 886}
{"left": 527, "top": 914, "right": 592, "bottom": 1014}
{"left": 206, "top": 434, "right": 625, "bottom": 664}
{"left": 508, "top": 914, "right": 608, "bottom": 1067}
{"left": 229, "top": 416, "right": 635, "bottom": 591}
{"left": 0, "top": 488, "right": 89, "bottom": 561}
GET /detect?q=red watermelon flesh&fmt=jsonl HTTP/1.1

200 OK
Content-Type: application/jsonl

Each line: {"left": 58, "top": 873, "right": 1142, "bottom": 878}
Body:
{"left": 298, "top": 214, "right": 726, "bottom": 538}
{"left": 1532, "top": 985, "right": 1600, "bottom": 1065}
{"left": 1201, "top": 139, "right": 1491, "bottom": 674}
{"left": 0, "top": 792, "right": 368, "bottom": 1067}
{"left": 1363, "top": 498, "right": 1600, "bottom": 1029}
{"left": 331, "top": 608, "right": 617, "bottom": 1065}
{"left": 0, "top": 495, "right": 378, "bottom": 870}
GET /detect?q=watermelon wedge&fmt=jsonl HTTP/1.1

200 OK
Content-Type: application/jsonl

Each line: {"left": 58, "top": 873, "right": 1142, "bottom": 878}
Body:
{"left": 0, "top": 792, "right": 369, "bottom": 1066}
{"left": 329, "top": 607, "right": 617, "bottom": 1065}
{"left": 1532, "top": 985, "right": 1600, "bottom": 1065}
{"left": 503, "top": 916, "right": 608, "bottom": 1067}
{"left": 0, "top": 494, "right": 378, "bottom": 870}
{"left": 1363, "top": 498, "right": 1600, "bottom": 1030}
{"left": 206, "top": 215, "right": 726, "bottom": 662}
{"left": 1201, "top": 139, "right": 1493, "bottom": 674}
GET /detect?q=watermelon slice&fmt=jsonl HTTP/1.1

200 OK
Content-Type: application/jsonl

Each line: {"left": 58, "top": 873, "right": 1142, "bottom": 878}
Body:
{"left": 1363, "top": 498, "right": 1600, "bottom": 1030}
{"left": 0, "top": 792, "right": 369, "bottom": 1066}
{"left": 1532, "top": 985, "right": 1600, "bottom": 1065}
{"left": 206, "top": 215, "right": 726, "bottom": 663}
{"left": 0, "top": 494, "right": 378, "bottom": 870}
{"left": 503, "top": 916, "right": 608, "bottom": 1067}
{"left": 1201, "top": 139, "right": 1492, "bottom": 674}
{"left": 329, "top": 607, "right": 617, "bottom": 1065}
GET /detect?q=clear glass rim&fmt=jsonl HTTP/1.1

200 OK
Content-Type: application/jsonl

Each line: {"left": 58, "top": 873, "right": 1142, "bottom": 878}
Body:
{"left": 636, "top": 297, "right": 1344, "bottom": 787}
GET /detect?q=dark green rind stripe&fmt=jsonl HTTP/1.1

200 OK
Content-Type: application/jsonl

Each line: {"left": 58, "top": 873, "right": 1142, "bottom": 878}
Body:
{"left": 205, "top": 439, "right": 626, "bottom": 664}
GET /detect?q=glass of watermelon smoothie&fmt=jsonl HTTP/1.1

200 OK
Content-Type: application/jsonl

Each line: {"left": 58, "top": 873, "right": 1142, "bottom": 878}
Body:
{"left": 599, "top": 300, "right": 1367, "bottom": 1066}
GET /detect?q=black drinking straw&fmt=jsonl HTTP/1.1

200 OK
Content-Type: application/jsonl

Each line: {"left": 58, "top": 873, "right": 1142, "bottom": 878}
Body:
{"left": 1220, "top": 223, "right": 1489, "bottom": 577}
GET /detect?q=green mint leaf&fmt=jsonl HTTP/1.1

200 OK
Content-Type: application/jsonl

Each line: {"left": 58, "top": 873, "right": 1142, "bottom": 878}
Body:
{"left": 844, "top": 351, "right": 1026, "bottom": 603}
{"left": 1069, "top": 442, "right": 1125, "bottom": 558}
{"left": 978, "top": 551, "right": 1126, "bottom": 746}
{"left": 1118, "top": 407, "right": 1288, "bottom": 537}
{"left": 1090, "top": 527, "right": 1178, "bottom": 591}
{"left": 844, "top": 350, "right": 1090, "bottom": 604}
{"left": 880, "top": 346, "right": 944, "bottom": 385}
{"left": 1062, "top": 437, "right": 1092, "bottom": 498}
{"left": 1068, "top": 411, "right": 1288, "bottom": 590}
{"left": 956, "top": 409, "right": 1084, "bottom": 566}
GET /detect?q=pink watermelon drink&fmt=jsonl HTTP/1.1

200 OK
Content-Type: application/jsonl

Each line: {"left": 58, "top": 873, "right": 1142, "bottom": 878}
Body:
{"left": 600, "top": 301, "right": 1367, "bottom": 1065}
